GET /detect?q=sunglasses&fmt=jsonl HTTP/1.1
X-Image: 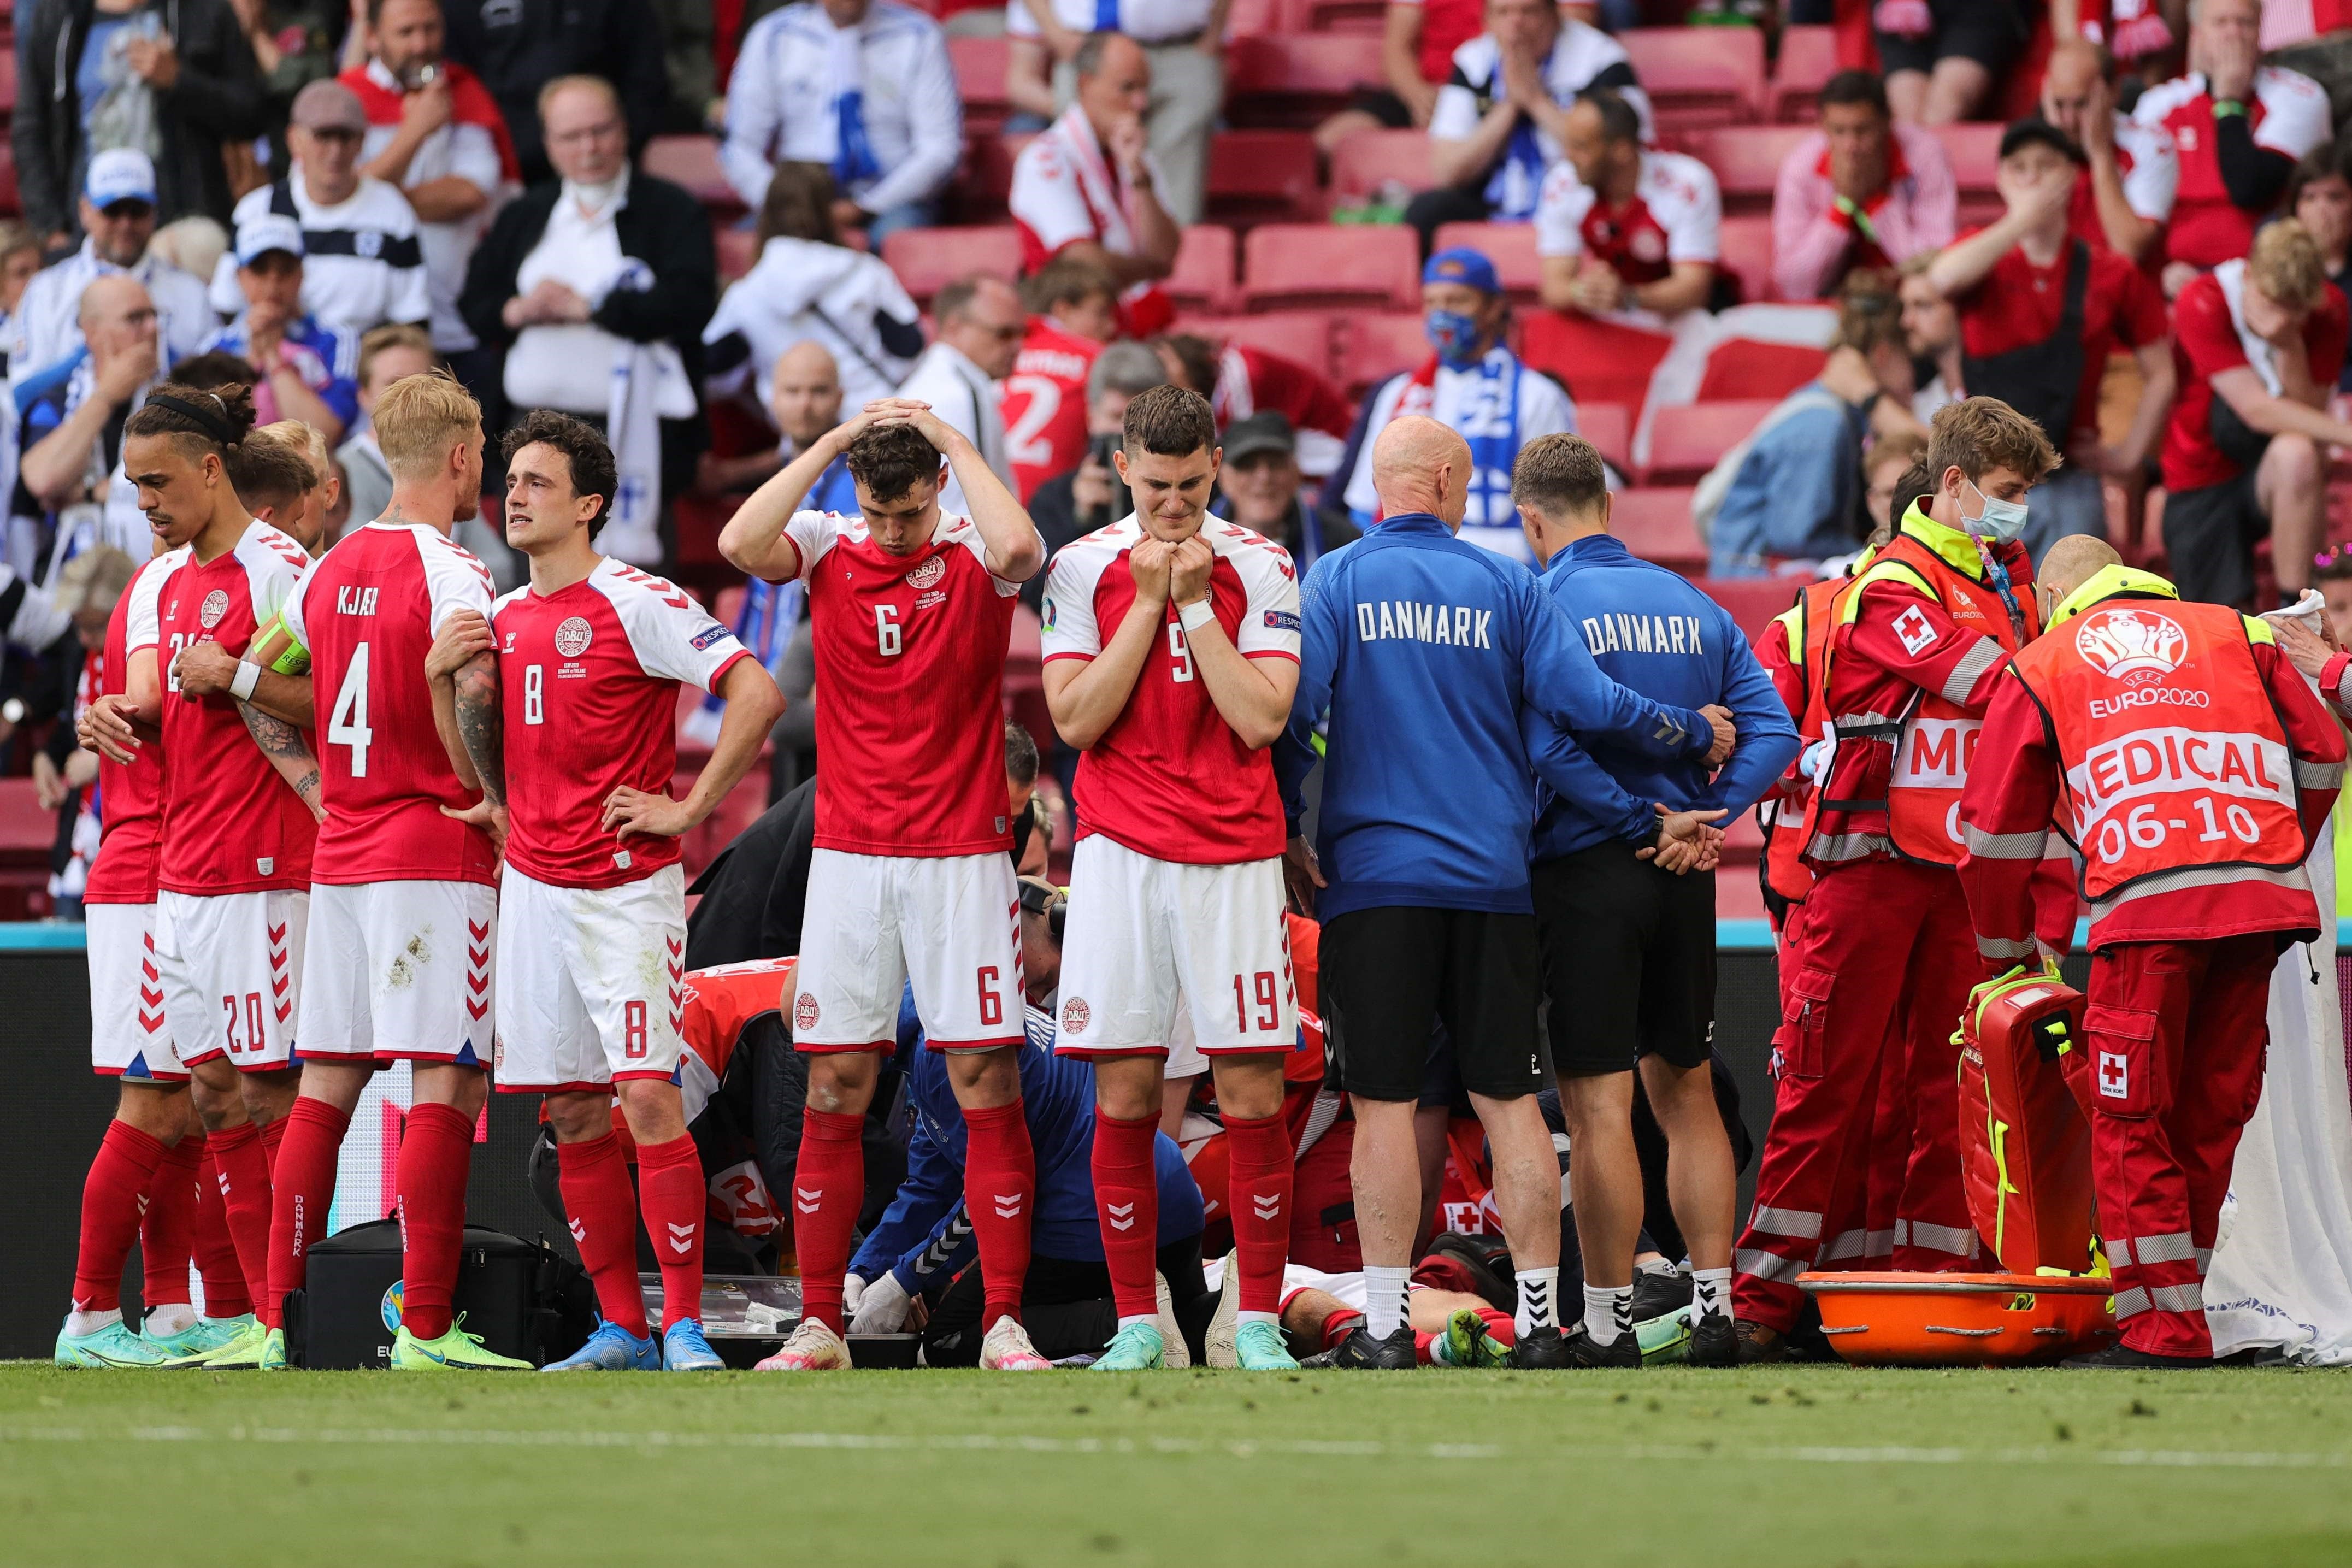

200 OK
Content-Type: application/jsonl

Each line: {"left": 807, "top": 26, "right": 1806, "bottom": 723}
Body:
{"left": 96, "top": 201, "right": 154, "bottom": 221}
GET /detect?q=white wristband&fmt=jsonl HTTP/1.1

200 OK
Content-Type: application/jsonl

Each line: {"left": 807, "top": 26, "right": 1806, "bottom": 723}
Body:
{"left": 1177, "top": 598, "right": 1216, "bottom": 634}
{"left": 230, "top": 661, "right": 261, "bottom": 702}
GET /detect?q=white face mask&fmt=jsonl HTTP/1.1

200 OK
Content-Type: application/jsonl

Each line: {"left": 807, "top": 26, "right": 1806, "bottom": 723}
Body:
{"left": 1961, "top": 478, "right": 2030, "bottom": 543}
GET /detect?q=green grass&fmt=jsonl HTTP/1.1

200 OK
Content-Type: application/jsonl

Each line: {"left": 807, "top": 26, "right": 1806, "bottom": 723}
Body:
{"left": 4, "top": 1362, "right": 2350, "bottom": 1565}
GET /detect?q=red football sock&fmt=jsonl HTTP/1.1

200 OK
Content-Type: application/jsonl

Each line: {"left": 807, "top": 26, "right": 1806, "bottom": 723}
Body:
{"left": 142, "top": 1133, "right": 202, "bottom": 1310}
{"left": 258, "top": 1114, "right": 287, "bottom": 1176}
{"left": 204, "top": 1119, "right": 274, "bottom": 1312}
{"left": 556, "top": 1132, "right": 650, "bottom": 1336}
{"left": 191, "top": 1140, "right": 251, "bottom": 1318}
{"left": 1475, "top": 1306, "right": 1516, "bottom": 1348}
{"left": 961, "top": 1099, "right": 1035, "bottom": 1327}
{"left": 73, "top": 1121, "right": 169, "bottom": 1315}
{"left": 1320, "top": 1306, "right": 1364, "bottom": 1352}
{"left": 793, "top": 1109, "right": 865, "bottom": 1334}
{"left": 395, "top": 1102, "right": 476, "bottom": 1341}
{"left": 634, "top": 1134, "right": 704, "bottom": 1329}
{"left": 264, "top": 1097, "right": 349, "bottom": 1330}
{"left": 1091, "top": 1107, "right": 1161, "bottom": 1323}
{"left": 1223, "top": 1111, "right": 1292, "bottom": 1318}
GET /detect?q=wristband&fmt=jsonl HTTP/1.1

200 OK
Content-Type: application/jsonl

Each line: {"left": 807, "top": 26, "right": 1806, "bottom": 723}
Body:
{"left": 2213, "top": 99, "right": 2248, "bottom": 119}
{"left": 230, "top": 661, "right": 261, "bottom": 702}
{"left": 1177, "top": 597, "right": 1216, "bottom": 634}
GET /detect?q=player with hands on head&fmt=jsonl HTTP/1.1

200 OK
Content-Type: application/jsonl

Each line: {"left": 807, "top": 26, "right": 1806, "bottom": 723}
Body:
{"left": 716, "top": 393, "right": 1049, "bottom": 1372}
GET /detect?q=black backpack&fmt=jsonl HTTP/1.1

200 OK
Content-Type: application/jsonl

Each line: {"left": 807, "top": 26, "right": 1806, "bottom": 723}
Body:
{"left": 284, "top": 1218, "right": 597, "bottom": 1370}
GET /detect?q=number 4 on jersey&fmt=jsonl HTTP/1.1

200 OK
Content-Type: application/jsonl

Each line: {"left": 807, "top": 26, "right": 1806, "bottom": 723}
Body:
{"left": 328, "top": 640, "right": 373, "bottom": 776}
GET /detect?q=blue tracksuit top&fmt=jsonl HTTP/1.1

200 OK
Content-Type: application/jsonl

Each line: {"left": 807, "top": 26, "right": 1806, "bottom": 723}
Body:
{"left": 1276, "top": 512, "right": 1719, "bottom": 920}
{"left": 1524, "top": 534, "right": 1802, "bottom": 863}
{"left": 848, "top": 996, "right": 1204, "bottom": 1292}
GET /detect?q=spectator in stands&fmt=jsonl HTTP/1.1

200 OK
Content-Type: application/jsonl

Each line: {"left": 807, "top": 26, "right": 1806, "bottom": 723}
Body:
{"left": 11, "top": 0, "right": 269, "bottom": 245}
{"left": 705, "top": 162, "right": 925, "bottom": 419}
{"left": 31, "top": 545, "right": 135, "bottom": 918}
{"left": 215, "top": 80, "right": 433, "bottom": 339}
{"left": 1897, "top": 252, "right": 1964, "bottom": 420}
{"left": 461, "top": 75, "right": 719, "bottom": 567}
{"left": 1863, "top": 428, "right": 1931, "bottom": 539}
{"left": 1004, "top": 258, "right": 1119, "bottom": 501}
{"left": 1535, "top": 89, "right": 1722, "bottom": 320}
{"left": 1010, "top": 33, "right": 1181, "bottom": 338}
{"left": 1312, "top": 0, "right": 1489, "bottom": 156}
{"left": 721, "top": 0, "right": 962, "bottom": 245}
{"left": 1024, "top": 340, "right": 1166, "bottom": 598}
{"left": 1772, "top": 71, "right": 1957, "bottom": 303}
{"left": 8, "top": 152, "right": 214, "bottom": 380}
{"left": 1006, "top": 2, "right": 1223, "bottom": 227}
{"left": 439, "top": 0, "right": 670, "bottom": 185}
{"left": 1151, "top": 331, "right": 1355, "bottom": 480}
{"left": 695, "top": 340, "right": 863, "bottom": 510}
{"left": 2133, "top": 0, "right": 2332, "bottom": 291}
{"left": 1919, "top": 119, "right": 2176, "bottom": 558}
{"left": 232, "top": 2, "right": 346, "bottom": 124}
{"left": 334, "top": 321, "right": 520, "bottom": 581}
{"left": 1334, "top": 246, "right": 1576, "bottom": 561}
{"left": 1874, "top": 0, "right": 2030, "bottom": 126}
{"left": 14, "top": 277, "right": 162, "bottom": 571}
{"left": 1407, "top": 0, "right": 1650, "bottom": 255}
{"left": 2161, "top": 219, "right": 2352, "bottom": 607}
{"left": 1213, "top": 411, "right": 1358, "bottom": 572}
{"left": 0, "top": 225, "right": 48, "bottom": 380}
{"left": 1707, "top": 277, "right": 1920, "bottom": 578}
{"left": 2289, "top": 142, "right": 2352, "bottom": 388}
{"left": 2039, "top": 37, "right": 2177, "bottom": 266}
{"left": 198, "top": 214, "right": 359, "bottom": 445}
{"left": 343, "top": 0, "right": 520, "bottom": 392}
{"left": 894, "top": 275, "right": 1023, "bottom": 515}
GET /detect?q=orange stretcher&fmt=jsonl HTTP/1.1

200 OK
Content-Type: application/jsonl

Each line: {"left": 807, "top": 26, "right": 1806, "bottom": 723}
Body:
{"left": 1799, "top": 1271, "right": 2118, "bottom": 1365}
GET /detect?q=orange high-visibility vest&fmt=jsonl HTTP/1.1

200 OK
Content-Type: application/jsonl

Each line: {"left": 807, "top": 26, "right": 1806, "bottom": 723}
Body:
{"left": 1760, "top": 576, "right": 1844, "bottom": 908}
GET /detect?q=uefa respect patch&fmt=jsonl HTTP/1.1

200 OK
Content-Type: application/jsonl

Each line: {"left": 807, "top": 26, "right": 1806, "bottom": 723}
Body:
{"left": 1264, "top": 610, "right": 1301, "bottom": 632}
{"left": 691, "top": 624, "right": 733, "bottom": 651}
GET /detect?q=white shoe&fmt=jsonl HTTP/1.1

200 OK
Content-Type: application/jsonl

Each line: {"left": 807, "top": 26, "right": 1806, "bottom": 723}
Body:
{"left": 980, "top": 1315, "right": 1052, "bottom": 1370}
{"left": 754, "top": 1317, "right": 851, "bottom": 1371}
{"left": 1203, "top": 1249, "right": 1242, "bottom": 1369}
{"left": 1156, "top": 1272, "right": 1190, "bottom": 1369}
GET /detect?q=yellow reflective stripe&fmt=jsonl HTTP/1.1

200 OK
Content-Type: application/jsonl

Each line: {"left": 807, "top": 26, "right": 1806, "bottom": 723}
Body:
{"left": 1836, "top": 559, "right": 1937, "bottom": 627}
{"left": 1773, "top": 606, "right": 1802, "bottom": 661}
{"left": 2242, "top": 614, "right": 2277, "bottom": 646}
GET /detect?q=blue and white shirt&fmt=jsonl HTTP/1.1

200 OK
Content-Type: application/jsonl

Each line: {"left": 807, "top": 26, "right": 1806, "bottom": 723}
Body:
{"left": 202, "top": 312, "right": 361, "bottom": 432}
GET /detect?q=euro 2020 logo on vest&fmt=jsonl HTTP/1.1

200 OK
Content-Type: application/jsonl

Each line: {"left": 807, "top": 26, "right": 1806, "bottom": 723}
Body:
{"left": 2073, "top": 606, "right": 2188, "bottom": 684}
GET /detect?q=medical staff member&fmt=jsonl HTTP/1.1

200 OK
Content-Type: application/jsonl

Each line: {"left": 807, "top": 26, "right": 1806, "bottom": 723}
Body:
{"left": 1278, "top": 415, "right": 1734, "bottom": 1369}
{"left": 1513, "top": 433, "right": 1799, "bottom": 1369}
{"left": 1731, "top": 397, "right": 2055, "bottom": 1360}
{"left": 1334, "top": 249, "right": 1576, "bottom": 563}
{"left": 1958, "top": 536, "right": 2344, "bottom": 1367}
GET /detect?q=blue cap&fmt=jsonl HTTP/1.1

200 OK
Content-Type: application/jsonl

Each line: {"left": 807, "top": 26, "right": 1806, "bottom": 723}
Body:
{"left": 85, "top": 149, "right": 157, "bottom": 210}
{"left": 1423, "top": 246, "right": 1500, "bottom": 294}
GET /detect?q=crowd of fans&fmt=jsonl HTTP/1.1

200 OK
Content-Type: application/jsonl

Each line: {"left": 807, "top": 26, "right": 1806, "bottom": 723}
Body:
{"left": 14, "top": 0, "right": 2352, "bottom": 912}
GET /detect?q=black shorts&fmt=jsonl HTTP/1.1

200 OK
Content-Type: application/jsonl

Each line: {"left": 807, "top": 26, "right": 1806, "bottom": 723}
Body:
{"left": 2162, "top": 471, "right": 2265, "bottom": 609}
{"left": 1876, "top": 0, "right": 2027, "bottom": 78}
{"left": 1322, "top": 906, "right": 1545, "bottom": 1103}
{"left": 1533, "top": 840, "right": 1717, "bottom": 1077}
{"left": 1347, "top": 86, "right": 1416, "bottom": 129}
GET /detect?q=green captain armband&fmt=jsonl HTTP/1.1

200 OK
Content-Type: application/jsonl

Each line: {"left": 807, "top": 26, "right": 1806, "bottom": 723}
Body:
{"left": 261, "top": 615, "right": 311, "bottom": 675}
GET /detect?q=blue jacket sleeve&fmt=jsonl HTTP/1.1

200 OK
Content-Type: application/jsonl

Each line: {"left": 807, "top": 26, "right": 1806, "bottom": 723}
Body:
{"left": 1751, "top": 410, "right": 1846, "bottom": 557}
{"left": 847, "top": 1115, "right": 964, "bottom": 1288}
{"left": 1699, "top": 605, "right": 1804, "bottom": 816}
{"left": 1522, "top": 704, "right": 1658, "bottom": 842}
{"left": 1277, "top": 552, "right": 1341, "bottom": 830}
{"left": 1521, "top": 582, "right": 1714, "bottom": 762}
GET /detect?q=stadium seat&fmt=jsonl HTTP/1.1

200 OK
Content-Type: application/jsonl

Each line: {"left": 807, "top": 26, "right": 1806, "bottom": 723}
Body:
{"left": 959, "top": 133, "right": 1035, "bottom": 222}
{"left": 1240, "top": 222, "right": 1418, "bottom": 311}
{"left": 1178, "top": 310, "right": 1340, "bottom": 379}
{"left": 1335, "top": 310, "right": 1429, "bottom": 396}
{"left": 1697, "top": 576, "right": 1802, "bottom": 645}
{"left": 1431, "top": 222, "right": 1541, "bottom": 305}
{"left": 950, "top": 35, "right": 1011, "bottom": 134}
{"left": 1694, "top": 337, "right": 1827, "bottom": 403}
{"left": 1769, "top": 25, "right": 1837, "bottom": 123}
{"left": 1608, "top": 487, "right": 1705, "bottom": 573}
{"left": 1933, "top": 122, "right": 2006, "bottom": 228}
{"left": 1206, "top": 130, "right": 1322, "bottom": 226}
{"left": 0, "top": 151, "right": 17, "bottom": 220}
{"left": 1642, "top": 400, "right": 1778, "bottom": 486}
{"left": 1688, "top": 125, "right": 1813, "bottom": 217}
{"left": 1224, "top": 34, "right": 1387, "bottom": 129}
{"left": 1579, "top": 402, "right": 1632, "bottom": 476}
{"left": 642, "top": 135, "right": 739, "bottom": 214}
{"left": 1225, "top": 0, "right": 1287, "bottom": 36}
{"left": 671, "top": 492, "right": 740, "bottom": 577}
{"left": 882, "top": 225, "right": 1023, "bottom": 303}
{"left": 1166, "top": 225, "right": 1238, "bottom": 314}
{"left": 1328, "top": 129, "right": 1435, "bottom": 205}
{"left": 0, "top": 49, "right": 15, "bottom": 115}
{"left": 1620, "top": 27, "right": 1764, "bottom": 132}
{"left": 715, "top": 226, "right": 756, "bottom": 283}
{"left": 1714, "top": 213, "right": 1775, "bottom": 304}
{"left": 1299, "top": 0, "right": 1388, "bottom": 30}
{"left": 1521, "top": 310, "right": 1675, "bottom": 414}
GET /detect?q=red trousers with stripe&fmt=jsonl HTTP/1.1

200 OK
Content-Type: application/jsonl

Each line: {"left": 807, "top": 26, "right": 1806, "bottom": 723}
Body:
{"left": 1734, "top": 859, "right": 1984, "bottom": 1330}
{"left": 2070, "top": 937, "right": 2273, "bottom": 1358}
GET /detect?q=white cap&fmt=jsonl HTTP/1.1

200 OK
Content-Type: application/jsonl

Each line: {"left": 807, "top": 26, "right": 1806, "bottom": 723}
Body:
{"left": 235, "top": 214, "right": 306, "bottom": 266}
{"left": 85, "top": 149, "right": 157, "bottom": 210}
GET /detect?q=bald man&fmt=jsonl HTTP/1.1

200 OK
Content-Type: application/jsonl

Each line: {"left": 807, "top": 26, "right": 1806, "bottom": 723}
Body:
{"left": 2038, "top": 39, "right": 2178, "bottom": 266}
{"left": 16, "top": 277, "right": 163, "bottom": 565}
{"left": 1956, "top": 532, "right": 2344, "bottom": 1366}
{"left": 1276, "top": 415, "right": 1737, "bottom": 1369}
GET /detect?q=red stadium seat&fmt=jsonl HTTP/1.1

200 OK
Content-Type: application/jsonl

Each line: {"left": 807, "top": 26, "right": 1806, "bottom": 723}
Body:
{"left": 1698, "top": 576, "right": 1804, "bottom": 645}
{"left": 0, "top": 151, "right": 17, "bottom": 219}
{"left": 959, "top": 133, "right": 1035, "bottom": 223}
{"left": 641, "top": 135, "right": 740, "bottom": 214}
{"left": 1933, "top": 122, "right": 2006, "bottom": 228}
{"left": 1579, "top": 402, "right": 1632, "bottom": 476}
{"left": 1329, "top": 129, "right": 1435, "bottom": 204}
{"left": 0, "top": 49, "right": 15, "bottom": 115}
{"left": 1430, "top": 222, "right": 1541, "bottom": 305}
{"left": 1178, "top": 310, "right": 1340, "bottom": 379}
{"left": 1166, "top": 225, "right": 1238, "bottom": 313}
{"left": 950, "top": 35, "right": 1011, "bottom": 133}
{"left": 1769, "top": 25, "right": 1838, "bottom": 124}
{"left": 1714, "top": 213, "right": 1775, "bottom": 304}
{"left": 1299, "top": 0, "right": 1388, "bottom": 30}
{"left": 882, "top": 225, "right": 1023, "bottom": 303}
{"left": 715, "top": 226, "right": 756, "bottom": 282}
{"left": 1240, "top": 222, "right": 1418, "bottom": 311}
{"left": 1620, "top": 27, "right": 1764, "bottom": 132}
{"left": 1225, "top": 0, "right": 1287, "bottom": 36}
{"left": 671, "top": 492, "right": 740, "bottom": 575}
{"left": 1335, "top": 310, "right": 1430, "bottom": 396}
{"left": 1687, "top": 125, "right": 1813, "bottom": 217}
{"left": 1642, "top": 399, "right": 1778, "bottom": 486}
{"left": 1206, "top": 131, "right": 1322, "bottom": 226}
{"left": 1225, "top": 34, "right": 1387, "bottom": 129}
{"left": 1608, "top": 487, "right": 1705, "bottom": 572}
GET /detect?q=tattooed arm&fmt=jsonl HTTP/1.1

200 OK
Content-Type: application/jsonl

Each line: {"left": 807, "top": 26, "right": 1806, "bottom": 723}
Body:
{"left": 453, "top": 650, "right": 506, "bottom": 806}
{"left": 241, "top": 703, "right": 325, "bottom": 823}
{"left": 425, "top": 610, "right": 498, "bottom": 792}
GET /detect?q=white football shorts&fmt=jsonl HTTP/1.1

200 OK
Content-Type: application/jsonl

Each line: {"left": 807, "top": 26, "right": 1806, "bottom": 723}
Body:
{"left": 154, "top": 888, "right": 310, "bottom": 1072}
{"left": 494, "top": 864, "right": 685, "bottom": 1092}
{"left": 298, "top": 879, "right": 497, "bottom": 1066}
{"left": 86, "top": 900, "right": 184, "bottom": 1081}
{"left": 793, "top": 848, "right": 1024, "bottom": 1053}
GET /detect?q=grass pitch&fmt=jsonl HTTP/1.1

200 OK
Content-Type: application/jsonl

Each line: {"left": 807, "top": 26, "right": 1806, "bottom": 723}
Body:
{"left": 3, "top": 1362, "right": 2349, "bottom": 1566}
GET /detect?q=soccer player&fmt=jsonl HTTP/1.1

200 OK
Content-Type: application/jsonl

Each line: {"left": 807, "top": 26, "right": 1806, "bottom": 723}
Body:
{"left": 1039, "top": 383, "right": 1306, "bottom": 1372}
{"left": 715, "top": 396, "right": 1050, "bottom": 1374}
{"left": 80, "top": 383, "right": 323, "bottom": 1371}
{"left": 435, "top": 411, "right": 782, "bottom": 1372}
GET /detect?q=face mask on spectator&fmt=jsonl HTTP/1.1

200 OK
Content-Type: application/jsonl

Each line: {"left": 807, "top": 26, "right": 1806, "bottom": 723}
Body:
{"left": 1961, "top": 477, "right": 2030, "bottom": 544}
{"left": 1425, "top": 309, "right": 1482, "bottom": 369}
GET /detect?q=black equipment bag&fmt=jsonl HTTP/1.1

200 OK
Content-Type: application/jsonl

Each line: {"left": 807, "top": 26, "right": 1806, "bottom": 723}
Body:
{"left": 284, "top": 1218, "right": 597, "bottom": 1369}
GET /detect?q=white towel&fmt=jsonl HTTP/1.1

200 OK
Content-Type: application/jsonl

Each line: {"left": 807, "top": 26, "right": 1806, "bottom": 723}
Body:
{"left": 598, "top": 260, "right": 697, "bottom": 567}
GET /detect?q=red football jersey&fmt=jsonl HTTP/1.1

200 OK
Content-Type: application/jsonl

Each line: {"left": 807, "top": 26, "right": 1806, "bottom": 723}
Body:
{"left": 1002, "top": 319, "right": 1101, "bottom": 501}
{"left": 83, "top": 550, "right": 180, "bottom": 905}
{"left": 780, "top": 508, "right": 1025, "bottom": 857}
{"left": 279, "top": 522, "right": 500, "bottom": 886}
{"left": 1210, "top": 345, "right": 1354, "bottom": 479}
{"left": 491, "top": 558, "right": 750, "bottom": 889}
{"left": 1039, "top": 516, "right": 1300, "bottom": 865}
{"left": 2135, "top": 68, "right": 2331, "bottom": 270}
{"left": 156, "top": 522, "right": 315, "bottom": 895}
